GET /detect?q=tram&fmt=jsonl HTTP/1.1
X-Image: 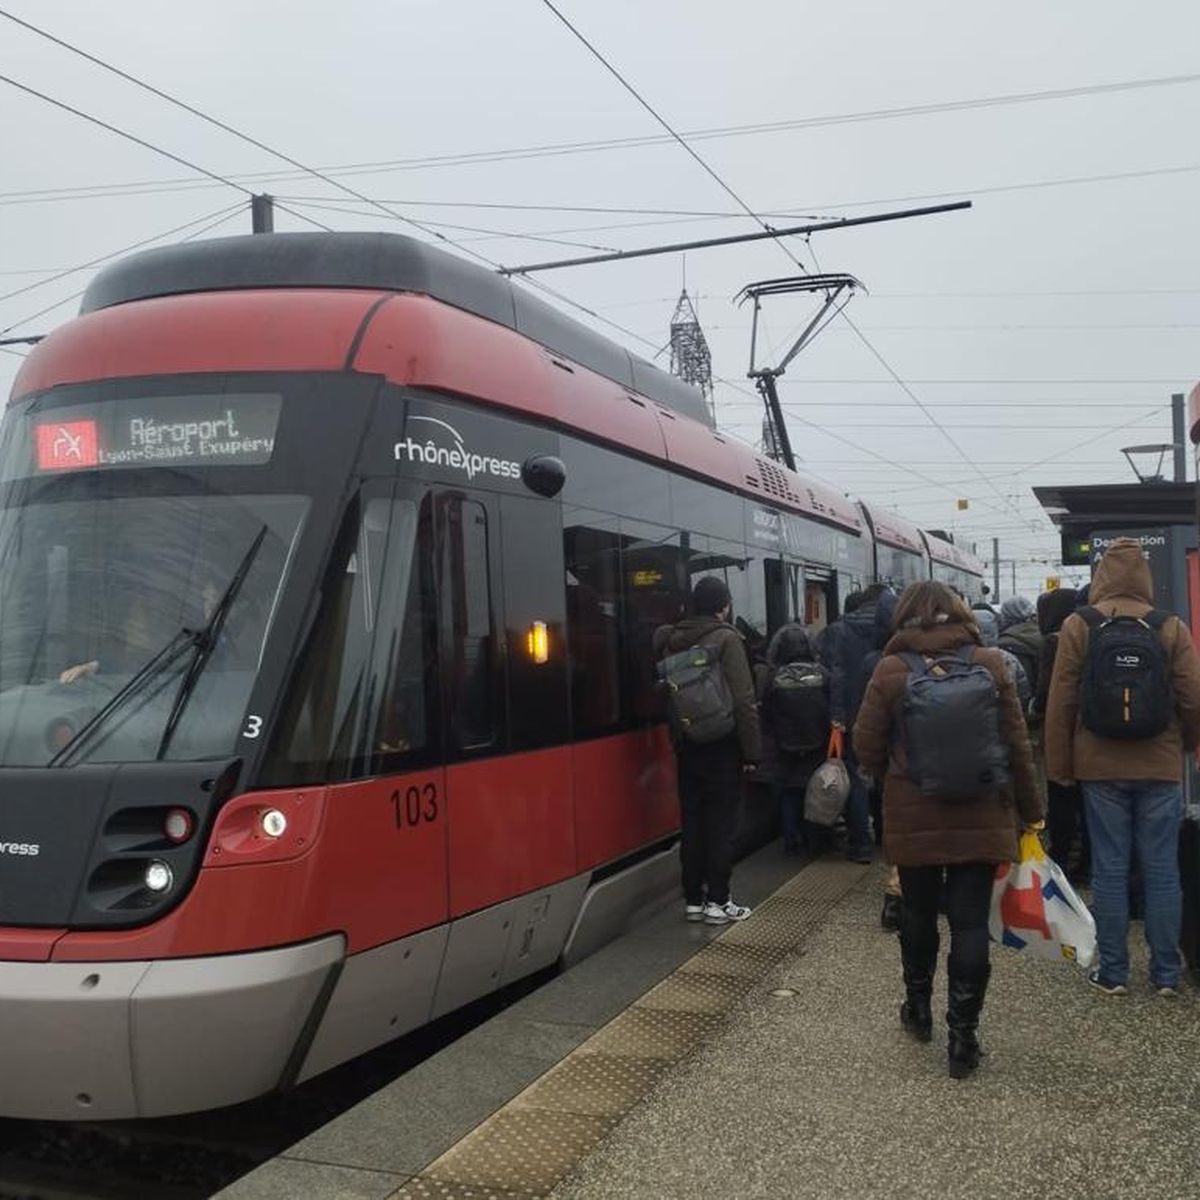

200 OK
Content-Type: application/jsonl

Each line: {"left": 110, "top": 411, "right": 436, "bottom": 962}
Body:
{"left": 0, "top": 232, "right": 986, "bottom": 1119}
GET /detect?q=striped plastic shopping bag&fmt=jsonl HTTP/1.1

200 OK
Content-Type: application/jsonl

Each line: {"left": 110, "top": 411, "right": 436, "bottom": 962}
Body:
{"left": 988, "top": 830, "right": 1096, "bottom": 968}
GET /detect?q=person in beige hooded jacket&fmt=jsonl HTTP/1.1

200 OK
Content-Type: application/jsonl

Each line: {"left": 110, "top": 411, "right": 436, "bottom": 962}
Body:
{"left": 1045, "top": 538, "right": 1200, "bottom": 994}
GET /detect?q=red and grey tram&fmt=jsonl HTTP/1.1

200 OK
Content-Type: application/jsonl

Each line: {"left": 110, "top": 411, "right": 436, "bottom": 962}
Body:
{"left": 0, "top": 232, "right": 986, "bottom": 1119}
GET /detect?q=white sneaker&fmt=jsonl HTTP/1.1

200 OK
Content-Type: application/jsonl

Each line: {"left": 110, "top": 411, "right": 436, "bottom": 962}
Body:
{"left": 685, "top": 904, "right": 706, "bottom": 922}
{"left": 703, "top": 899, "right": 752, "bottom": 925}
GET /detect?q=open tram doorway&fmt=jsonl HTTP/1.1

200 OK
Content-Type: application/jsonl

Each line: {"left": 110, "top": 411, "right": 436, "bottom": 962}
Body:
{"left": 803, "top": 567, "right": 838, "bottom": 635}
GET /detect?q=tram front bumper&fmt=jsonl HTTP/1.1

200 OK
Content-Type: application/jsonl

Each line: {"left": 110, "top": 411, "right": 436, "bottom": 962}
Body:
{"left": 0, "top": 934, "right": 344, "bottom": 1120}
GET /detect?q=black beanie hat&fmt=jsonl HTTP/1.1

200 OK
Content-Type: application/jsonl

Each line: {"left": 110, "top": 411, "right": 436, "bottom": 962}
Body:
{"left": 692, "top": 575, "right": 732, "bottom": 616}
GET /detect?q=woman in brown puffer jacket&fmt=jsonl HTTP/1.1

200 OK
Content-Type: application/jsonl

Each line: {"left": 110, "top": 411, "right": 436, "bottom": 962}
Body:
{"left": 854, "top": 581, "right": 1043, "bottom": 1078}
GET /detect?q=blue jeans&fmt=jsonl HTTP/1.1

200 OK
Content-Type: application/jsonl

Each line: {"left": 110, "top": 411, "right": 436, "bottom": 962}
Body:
{"left": 843, "top": 735, "right": 872, "bottom": 859}
{"left": 1082, "top": 780, "right": 1183, "bottom": 987}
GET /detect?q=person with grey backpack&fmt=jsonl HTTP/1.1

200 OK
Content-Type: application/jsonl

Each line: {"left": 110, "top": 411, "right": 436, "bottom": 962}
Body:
{"left": 655, "top": 576, "right": 762, "bottom": 925}
{"left": 854, "top": 581, "right": 1042, "bottom": 1078}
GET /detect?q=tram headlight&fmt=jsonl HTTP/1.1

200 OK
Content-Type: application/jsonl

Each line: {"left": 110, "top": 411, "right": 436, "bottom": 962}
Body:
{"left": 163, "top": 808, "right": 194, "bottom": 845}
{"left": 260, "top": 808, "right": 288, "bottom": 838}
{"left": 144, "top": 860, "right": 174, "bottom": 894}
{"left": 526, "top": 620, "right": 549, "bottom": 664}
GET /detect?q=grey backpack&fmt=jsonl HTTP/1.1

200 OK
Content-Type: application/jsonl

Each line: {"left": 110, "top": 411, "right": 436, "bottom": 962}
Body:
{"left": 659, "top": 633, "right": 736, "bottom": 744}
{"left": 900, "top": 646, "right": 1011, "bottom": 801}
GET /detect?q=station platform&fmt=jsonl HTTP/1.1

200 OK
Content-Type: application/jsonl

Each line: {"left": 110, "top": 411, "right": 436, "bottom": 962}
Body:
{"left": 221, "top": 850, "right": 1199, "bottom": 1200}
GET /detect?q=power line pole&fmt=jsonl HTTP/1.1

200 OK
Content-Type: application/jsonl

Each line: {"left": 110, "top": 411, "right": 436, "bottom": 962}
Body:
{"left": 251, "top": 193, "right": 274, "bottom": 234}
{"left": 992, "top": 537, "right": 1000, "bottom": 602}
{"left": 668, "top": 289, "right": 715, "bottom": 424}
{"left": 1172, "top": 391, "right": 1186, "bottom": 482}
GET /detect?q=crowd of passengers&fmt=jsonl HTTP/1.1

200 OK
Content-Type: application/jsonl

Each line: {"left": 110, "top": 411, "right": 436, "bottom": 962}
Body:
{"left": 656, "top": 538, "right": 1200, "bottom": 1079}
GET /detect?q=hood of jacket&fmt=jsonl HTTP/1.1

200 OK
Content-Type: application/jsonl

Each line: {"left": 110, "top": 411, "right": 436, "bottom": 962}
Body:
{"left": 1037, "top": 587, "right": 1078, "bottom": 635}
{"left": 883, "top": 619, "right": 980, "bottom": 658}
{"left": 873, "top": 588, "right": 899, "bottom": 649}
{"left": 999, "top": 596, "right": 1035, "bottom": 631}
{"left": 972, "top": 606, "right": 1000, "bottom": 647}
{"left": 843, "top": 602, "right": 878, "bottom": 643}
{"left": 766, "top": 622, "right": 814, "bottom": 666}
{"left": 1089, "top": 538, "right": 1154, "bottom": 609}
{"left": 656, "top": 614, "right": 730, "bottom": 656}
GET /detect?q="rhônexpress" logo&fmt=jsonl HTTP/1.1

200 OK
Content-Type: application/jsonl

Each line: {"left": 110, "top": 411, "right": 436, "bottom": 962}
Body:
{"left": 394, "top": 415, "right": 521, "bottom": 482}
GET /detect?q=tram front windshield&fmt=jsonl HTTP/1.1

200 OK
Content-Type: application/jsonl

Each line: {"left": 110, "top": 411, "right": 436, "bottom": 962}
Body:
{"left": 0, "top": 392, "right": 308, "bottom": 767}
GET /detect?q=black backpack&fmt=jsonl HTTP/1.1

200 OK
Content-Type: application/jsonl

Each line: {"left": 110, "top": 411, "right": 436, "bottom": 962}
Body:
{"left": 998, "top": 635, "right": 1040, "bottom": 701}
{"left": 768, "top": 660, "right": 830, "bottom": 754}
{"left": 900, "top": 646, "right": 1011, "bottom": 801}
{"left": 659, "top": 633, "right": 736, "bottom": 744}
{"left": 1079, "top": 607, "right": 1172, "bottom": 740}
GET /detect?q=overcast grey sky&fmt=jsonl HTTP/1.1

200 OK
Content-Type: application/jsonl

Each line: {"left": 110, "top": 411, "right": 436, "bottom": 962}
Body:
{"left": 3, "top": 0, "right": 1198, "bottom": 595}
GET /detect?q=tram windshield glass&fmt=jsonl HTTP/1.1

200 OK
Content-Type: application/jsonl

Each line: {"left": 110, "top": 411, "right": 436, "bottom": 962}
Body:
{"left": 0, "top": 473, "right": 307, "bottom": 767}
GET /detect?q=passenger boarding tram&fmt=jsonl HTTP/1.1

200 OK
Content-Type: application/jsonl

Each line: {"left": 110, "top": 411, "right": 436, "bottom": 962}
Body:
{"left": 0, "top": 233, "right": 986, "bottom": 1119}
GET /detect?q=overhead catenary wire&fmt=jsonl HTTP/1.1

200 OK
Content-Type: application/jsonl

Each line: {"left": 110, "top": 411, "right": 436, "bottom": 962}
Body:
{"left": 1, "top": 204, "right": 251, "bottom": 336}
{"left": 0, "top": 29, "right": 1196, "bottom": 206}
{"left": 0, "top": 202, "right": 247, "bottom": 333}
{"left": 537, "top": 0, "right": 809, "bottom": 274}
{"left": 533, "top": 2, "right": 1060, "bottom": 526}
{"left": 2, "top": 9, "right": 1147, "bottom": 533}
{"left": 278, "top": 196, "right": 621, "bottom": 252}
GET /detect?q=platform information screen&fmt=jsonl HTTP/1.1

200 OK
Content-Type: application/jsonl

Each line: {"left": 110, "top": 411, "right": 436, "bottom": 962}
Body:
{"left": 1, "top": 392, "right": 282, "bottom": 481}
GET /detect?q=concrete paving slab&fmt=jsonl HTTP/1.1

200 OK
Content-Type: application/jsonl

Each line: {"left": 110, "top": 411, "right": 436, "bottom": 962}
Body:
{"left": 552, "top": 868, "right": 1200, "bottom": 1200}
{"left": 217, "top": 1157, "right": 406, "bottom": 1200}
{"left": 222, "top": 841, "right": 821, "bottom": 1197}
{"left": 283, "top": 1025, "right": 580, "bottom": 1177}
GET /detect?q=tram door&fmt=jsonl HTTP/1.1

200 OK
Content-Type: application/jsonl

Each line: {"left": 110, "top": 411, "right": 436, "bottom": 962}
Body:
{"left": 804, "top": 567, "right": 838, "bottom": 633}
{"left": 764, "top": 558, "right": 805, "bottom": 637}
{"left": 439, "top": 491, "right": 573, "bottom": 919}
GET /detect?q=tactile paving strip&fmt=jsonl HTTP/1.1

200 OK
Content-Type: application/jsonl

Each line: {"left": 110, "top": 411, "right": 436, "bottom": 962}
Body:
{"left": 584, "top": 1005, "right": 723, "bottom": 1059}
{"left": 680, "top": 940, "right": 788, "bottom": 979}
{"left": 512, "top": 1051, "right": 671, "bottom": 1118}
{"left": 638, "top": 969, "right": 756, "bottom": 1015}
{"left": 401, "top": 859, "right": 867, "bottom": 1197}
{"left": 392, "top": 1180, "right": 533, "bottom": 1199}
{"left": 424, "top": 1110, "right": 612, "bottom": 1195}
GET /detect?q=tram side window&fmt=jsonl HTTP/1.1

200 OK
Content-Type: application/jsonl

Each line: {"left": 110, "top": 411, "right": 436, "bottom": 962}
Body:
{"left": 272, "top": 492, "right": 432, "bottom": 781}
{"left": 442, "top": 497, "right": 497, "bottom": 751}
{"left": 366, "top": 501, "right": 435, "bottom": 772}
{"left": 621, "top": 521, "right": 685, "bottom": 723}
{"left": 563, "top": 516, "right": 622, "bottom": 737}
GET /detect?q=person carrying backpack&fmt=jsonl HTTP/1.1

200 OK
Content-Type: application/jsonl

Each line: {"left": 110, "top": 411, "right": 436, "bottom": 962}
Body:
{"left": 854, "top": 582, "right": 1041, "bottom": 1078}
{"left": 655, "top": 576, "right": 762, "bottom": 926}
{"left": 760, "top": 623, "right": 830, "bottom": 856}
{"left": 1032, "top": 586, "right": 1088, "bottom": 881}
{"left": 998, "top": 596, "right": 1043, "bottom": 704}
{"left": 822, "top": 583, "right": 895, "bottom": 862}
{"left": 1045, "top": 538, "right": 1200, "bottom": 996}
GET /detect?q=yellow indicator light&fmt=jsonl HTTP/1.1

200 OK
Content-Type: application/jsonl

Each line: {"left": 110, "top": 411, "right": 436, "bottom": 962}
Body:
{"left": 527, "top": 620, "right": 549, "bottom": 664}
{"left": 632, "top": 569, "right": 663, "bottom": 587}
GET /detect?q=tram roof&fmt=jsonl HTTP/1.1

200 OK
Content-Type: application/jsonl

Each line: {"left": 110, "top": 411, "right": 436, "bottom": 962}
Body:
{"left": 80, "top": 231, "right": 713, "bottom": 428}
{"left": 922, "top": 529, "right": 985, "bottom": 575}
{"left": 858, "top": 500, "right": 925, "bottom": 556}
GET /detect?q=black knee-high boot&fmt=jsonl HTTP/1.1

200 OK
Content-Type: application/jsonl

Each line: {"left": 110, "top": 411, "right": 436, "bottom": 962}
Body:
{"left": 947, "top": 962, "right": 991, "bottom": 1078}
{"left": 898, "top": 907, "right": 938, "bottom": 1042}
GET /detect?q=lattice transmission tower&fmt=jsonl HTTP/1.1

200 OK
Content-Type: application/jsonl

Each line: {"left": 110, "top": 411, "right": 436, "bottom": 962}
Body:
{"left": 668, "top": 289, "right": 715, "bottom": 424}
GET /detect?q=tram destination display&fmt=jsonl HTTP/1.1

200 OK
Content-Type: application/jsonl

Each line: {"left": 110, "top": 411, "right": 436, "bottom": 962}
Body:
{"left": 1, "top": 392, "right": 282, "bottom": 479}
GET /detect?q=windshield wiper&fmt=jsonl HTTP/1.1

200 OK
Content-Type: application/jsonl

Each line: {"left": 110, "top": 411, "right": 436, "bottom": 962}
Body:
{"left": 155, "top": 525, "right": 268, "bottom": 761}
{"left": 48, "top": 627, "right": 199, "bottom": 767}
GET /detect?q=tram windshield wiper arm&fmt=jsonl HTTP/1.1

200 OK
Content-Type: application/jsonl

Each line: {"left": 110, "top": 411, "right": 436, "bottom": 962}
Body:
{"left": 155, "top": 524, "right": 268, "bottom": 761}
{"left": 48, "top": 627, "right": 200, "bottom": 768}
